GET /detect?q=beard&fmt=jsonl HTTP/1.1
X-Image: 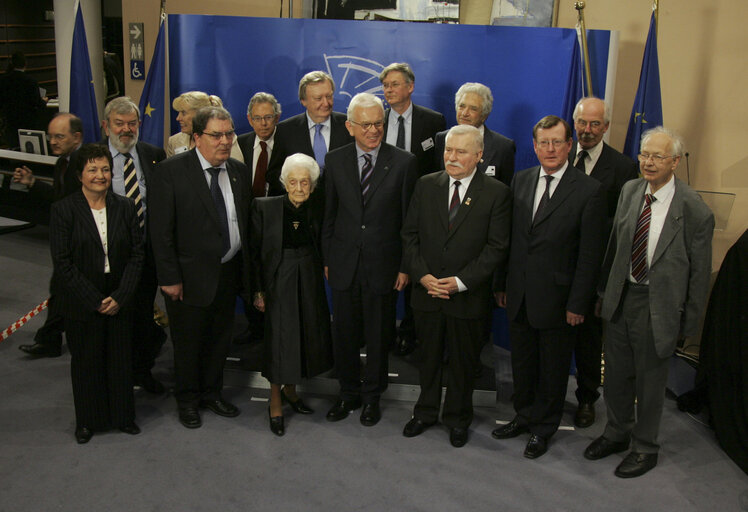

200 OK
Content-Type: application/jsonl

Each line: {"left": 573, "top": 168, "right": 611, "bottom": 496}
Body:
{"left": 109, "top": 130, "right": 138, "bottom": 154}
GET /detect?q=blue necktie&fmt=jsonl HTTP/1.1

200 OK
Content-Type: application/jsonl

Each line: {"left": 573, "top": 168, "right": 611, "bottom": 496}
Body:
{"left": 313, "top": 124, "right": 327, "bottom": 170}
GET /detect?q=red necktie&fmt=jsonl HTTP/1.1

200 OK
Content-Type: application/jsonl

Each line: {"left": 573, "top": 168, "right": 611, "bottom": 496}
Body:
{"left": 449, "top": 181, "right": 461, "bottom": 229}
{"left": 252, "top": 141, "right": 268, "bottom": 197}
{"left": 631, "top": 194, "right": 655, "bottom": 282}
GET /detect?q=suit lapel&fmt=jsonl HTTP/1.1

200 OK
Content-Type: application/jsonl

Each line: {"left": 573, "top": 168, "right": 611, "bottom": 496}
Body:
{"left": 364, "top": 144, "right": 394, "bottom": 204}
{"left": 532, "top": 167, "right": 578, "bottom": 227}
{"left": 447, "top": 170, "right": 484, "bottom": 238}
{"left": 73, "top": 192, "right": 105, "bottom": 253}
{"left": 620, "top": 180, "right": 648, "bottom": 256}
{"left": 186, "top": 150, "right": 222, "bottom": 229}
{"left": 436, "top": 172, "right": 450, "bottom": 232}
{"left": 225, "top": 160, "right": 246, "bottom": 238}
{"left": 651, "top": 180, "right": 684, "bottom": 267}
{"left": 297, "top": 115, "right": 314, "bottom": 155}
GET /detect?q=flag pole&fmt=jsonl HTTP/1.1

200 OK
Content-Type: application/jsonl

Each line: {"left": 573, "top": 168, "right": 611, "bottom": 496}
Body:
{"left": 653, "top": 0, "right": 659, "bottom": 37}
{"left": 574, "top": 2, "right": 594, "bottom": 97}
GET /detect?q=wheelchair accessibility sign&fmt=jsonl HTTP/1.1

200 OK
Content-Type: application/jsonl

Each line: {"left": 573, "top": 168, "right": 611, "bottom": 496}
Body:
{"left": 130, "top": 60, "right": 145, "bottom": 80}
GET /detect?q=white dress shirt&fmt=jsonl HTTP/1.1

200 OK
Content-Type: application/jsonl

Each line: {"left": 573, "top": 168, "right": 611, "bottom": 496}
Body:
{"left": 532, "top": 162, "right": 569, "bottom": 217}
{"left": 196, "top": 149, "right": 241, "bottom": 263}
{"left": 385, "top": 102, "right": 413, "bottom": 152}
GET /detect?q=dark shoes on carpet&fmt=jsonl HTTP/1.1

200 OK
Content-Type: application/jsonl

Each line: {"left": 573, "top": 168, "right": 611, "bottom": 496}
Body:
{"left": 584, "top": 436, "right": 630, "bottom": 460}
{"left": 75, "top": 427, "right": 93, "bottom": 444}
{"left": 449, "top": 427, "right": 468, "bottom": 448}
{"left": 403, "top": 418, "right": 435, "bottom": 438}
{"left": 615, "top": 452, "right": 658, "bottom": 478}
{"left": 268, "top": 408, "right": 285, "bottom": 437}
{"left": 199, "top": 399, "right": 240, "bottom": 418}
{"left": 574, "top": 402, "right": 596, "bottom": 428}
{"left": 360, "top": 403, "right": 381, "bottom": 426}
{"left": 119, "top": 423, "right": 141, "bottom": 435}
{"left": 134, "top": 373, "right": 165, "bottom": 394}
{"left": 280, "top": 389, "right": 314, "bottom": 414}
{"left": 524, "top": 434, "right": 548, "bottom": 459}
{"left": 491, "top": 419, "right": 528, "bottom": 439}
{"left": 326, "top": 398, "right": 362, "bottom": 422}
{"left": 393, "top": 336, "right": 416, "bottom": 357}
{"left": 178, "top": 407, "right": 202, "bottom": 429}
{"left": 19, "top": 343, "right": 61, "bottom": 358}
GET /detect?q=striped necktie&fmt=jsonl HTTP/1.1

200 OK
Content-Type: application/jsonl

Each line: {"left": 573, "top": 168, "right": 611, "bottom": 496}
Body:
{"left": 122, "top": 153, "right": 144, "bottom": 228}
{"left": 360, "top": 153, "right": 373, "bottom": 203}
{"left": 448, "top": 180, "right": 461, "bottom": 229}
{"left": 631, "top": 194, "right": 655, "bottom": 282}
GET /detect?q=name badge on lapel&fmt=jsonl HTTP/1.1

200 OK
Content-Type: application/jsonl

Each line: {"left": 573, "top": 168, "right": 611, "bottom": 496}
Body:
{"left": 485, "top": 165, "right": 496, "bottom": 177}
{"left": 421, "top": 138, "right": 434, "bottom": 151}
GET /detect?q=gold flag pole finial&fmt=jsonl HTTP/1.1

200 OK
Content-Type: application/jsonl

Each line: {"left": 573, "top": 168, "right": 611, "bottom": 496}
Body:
{"left": 653, "top": 0, "right": 659, "bottom": 37}
{"left": 575, "top": 1, "right": 594, "bottom": 97}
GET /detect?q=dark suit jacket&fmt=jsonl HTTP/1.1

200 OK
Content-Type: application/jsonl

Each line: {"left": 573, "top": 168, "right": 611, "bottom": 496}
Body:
{"left": 268, "top": 111, "right": 353, "bottom": 196}
{"left": 570, "top": 141, "right": 638, "bottom": 225}
{"left": 600, "top": 178, "right": 714, "bottom": 357}
{"left": 383, "top": 104, "right": 446, "bottom": 176}
{"left": 28, "top": 149, "right": 82, "bottom": 204}
{"left": 99, "top": 139, "right": 165, "bottom": 187}
{"left": 435, "top": 126, "right": 516, "bottom": 186}
{"left": 149, "top": 149, "right": 253, "bottom": 307}
{"left": 49, "top": 190, "right": 144, "bottom": 321}
{"left": 498, "top": 165, "right": 607, "bottom": 329}
{"left": 403, "top": 170, "right": 512, "bottom": 319}
{"left": 322, "top": 142, "right": 418, "bottom": 295}
{"left": 0, "top": 69, "right": 46, "bottom": 145}
{"left": 236, "top": 131, "right": 283, "bottom": 196}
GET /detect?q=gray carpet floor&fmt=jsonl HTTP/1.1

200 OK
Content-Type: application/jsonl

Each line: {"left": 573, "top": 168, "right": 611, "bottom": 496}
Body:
{"left": 2, "top": 225, "right": 747, "bottom": 512}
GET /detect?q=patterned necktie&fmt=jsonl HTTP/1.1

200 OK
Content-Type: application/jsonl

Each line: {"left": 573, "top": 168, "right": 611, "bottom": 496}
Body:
{"left": 448, "top": 180, "right": 461, "bottom": 229}
{"left": 313, "top": 123, "right": 327, "bottom": 170}
{"left": 631, "top": 193, "right": 655, "bottom": 282}
{"left": 396, "top": 115, "right": 405, "bottom": 149}
{"left": 360, "top": 153, "right": 373, "bottom": 203}
{"left": 253, "top": 140, "right": 268, "bottom": 197}
{"left": 575, "top": 149, "right": 588, "bottom": 174}
{"left": 207, "top": 167, "right": 231, "bottom": 257}
{"left": 533, "top": 175, "right": 554, "bottom": 224}
{"left": 122, "top": 153, "right": 144, "bottom": 228}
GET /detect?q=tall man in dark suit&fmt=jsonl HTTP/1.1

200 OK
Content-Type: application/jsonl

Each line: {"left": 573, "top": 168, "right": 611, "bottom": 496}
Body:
{"left": 569, "top": 97, "right": 639, "bottom": 428}
{"left": 322, "top": 92, "right": 418, "bottom": 426}
{"left": 401, "top": 125, "right": 511, "bottom": 447}
{"left": 269, "top": 71, "right": 353, "bottom": 196}
{"left": 101, "top": 97, "right": 167, "bottom": 393}
{"left": 584, "top": 127, "right": 713, "bottom": 478}
{"left": 150, "top": 107, "right": 253, "bottom": 429}
{"left": 0, "top": 52, "right": 47, "bottom": 147}
{"left": 14, "top": 113, "right": 83, "bottom": 358}
{"left": 434, "top": 82, "right": 515, "bottom": 186}
{"left": 379, "top": 62, "right": 447, "bottom": 357}
{"left": 237, "top": 92, "right": 282, "bottom": 198}
{"left": 492, "top": 116, "right": 606, "bottom": 459}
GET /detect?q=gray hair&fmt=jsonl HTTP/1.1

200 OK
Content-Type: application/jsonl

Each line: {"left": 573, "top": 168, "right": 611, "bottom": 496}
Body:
{"left": 104, "top": 96, "right": 140, "bottom": 121}
{"left": 379, "top": 62, "right": 415, "bottom": 84}
{"left": 192, "top": 107, "right": 234, "bottom": 136}
{"left": 246, "top": 92, "right": 282, "bottom": 117}
{"left": 455, "top": 82, "right": 493, "bottom": 119}
{"left": 298, "top": 71, "right": 335, "bottom": 101}
{"left": 280, "top": 153, "right": 320, "bottom": 191}
{"left": 445, "top": 124, "right": 484, "bottom": 152}
{"left": 346, "top": 93, "right": 384, "bottom": 121}
{"left": 641, "top": 126, "right": 685, "bottom": 157}
{"left": 573, "top": 97, "right": 611, "bottom": 125}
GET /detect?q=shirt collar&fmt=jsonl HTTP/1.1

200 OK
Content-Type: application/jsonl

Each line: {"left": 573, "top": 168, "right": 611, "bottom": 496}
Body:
{"left": 540, "top": 161, "right": 569, "bottom": 180}
{"left": 196, "top": 148, "right": 227, "bottom": 171}
{"left": 647, "top": 174, "right": 676, "bottom": 201}
{"left": 576, "top": 140, "right": 603, "bottom": 161}
{"left": 306, "top": 113, "right": 331, "bottom": 130}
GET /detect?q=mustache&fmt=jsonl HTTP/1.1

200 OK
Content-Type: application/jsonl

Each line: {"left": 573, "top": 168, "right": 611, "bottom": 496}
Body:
{"left": 446, "top": 160, "right": 464, "bottom": 169}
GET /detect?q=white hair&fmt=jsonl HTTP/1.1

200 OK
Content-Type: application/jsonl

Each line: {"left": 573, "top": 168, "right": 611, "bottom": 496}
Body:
{"left": 346, "top": 93, "right": 384, "bottom": 121}
{"left": 279, "top": 153, "right": 320, "bottom": 191}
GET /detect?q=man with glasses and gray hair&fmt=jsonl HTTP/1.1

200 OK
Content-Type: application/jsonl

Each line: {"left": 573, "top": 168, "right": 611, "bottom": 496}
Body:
{"left": 150, "top": 106, "right": 253, "bottom": 429}
{"left": 238, "top": 92, "right": 283, "bottom": 198}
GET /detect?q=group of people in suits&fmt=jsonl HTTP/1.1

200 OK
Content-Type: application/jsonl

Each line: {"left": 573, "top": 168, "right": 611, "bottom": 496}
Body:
{"left": 12, "top": 62, "right": 713, "bottom": 480}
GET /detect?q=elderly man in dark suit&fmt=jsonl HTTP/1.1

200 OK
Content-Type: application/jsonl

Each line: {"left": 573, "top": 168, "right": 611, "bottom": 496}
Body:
{"left": 237, "top": 92, "right": 283, "bottom": 198}
{"left": 434, "top": 82, "right": 515, "bottom": 186}
{"left": 269, "top": 71, "right": 353, "bottom": 196}
{"left": 14, "top": 113, "right": 83, "bottom": 358}
{"left": 569, "top": 97, "right": 639, "bottom": 428}
{"left": 150, "top": 107, "right": 252, "bottom": 429}
{"left": 401, "top": 124, "right": 511, "bottom": 447}
{"left": 101, "top": 96, "right": 167, "bottom": 394}
{"left": 584, "top": 127, "right": 714, "bottom": 478}
{"left": 322, "top": 92, "right": 418, "bottom": 426}
{"left": 379, "top": 62, "right": 447, "bottom": 357}
{"left": 493, "top": 115, "right": 606, "bottom": 459}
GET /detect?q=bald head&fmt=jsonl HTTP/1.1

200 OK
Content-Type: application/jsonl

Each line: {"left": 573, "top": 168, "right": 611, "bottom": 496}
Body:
{"left": 573, "top": 97, "right": 610, "bottom": 150}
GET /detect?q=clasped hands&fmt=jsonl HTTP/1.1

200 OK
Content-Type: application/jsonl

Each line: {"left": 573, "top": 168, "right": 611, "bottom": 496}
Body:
{"left": 420, "top": 274, "right": 458, "bottom": 300}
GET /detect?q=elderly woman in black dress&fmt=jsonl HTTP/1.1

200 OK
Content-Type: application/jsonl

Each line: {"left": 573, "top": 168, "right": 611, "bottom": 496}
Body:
{"left": 251, "top": 153, "right": 333, "bottom": 436}
{"left": 49, "top": 144, "right": 144, "bottom": 443}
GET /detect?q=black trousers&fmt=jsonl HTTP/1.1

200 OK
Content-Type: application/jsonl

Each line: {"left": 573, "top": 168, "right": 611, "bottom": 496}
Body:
{"left": 331, "top": 271, "right": 397, "bottom": 404}
{"left": 413, "top": 310, "right": 485, "bottom": 429}
{"left": 131, "top": 262, "right": 166, "bottom": 378}
{"left": 34, "top": 293, "right": 65, "bottom": 348}
{"left": 164, "top": 257, "right": 240, "bottom": 408}
{"left": 510, "top": 303, "right": 575, "bottom": 438}
{"left": 65, "top": 312, "right": 135, "bottom": 430}
{"left": 573, "top": 313, "right": 603, "bottom": 404}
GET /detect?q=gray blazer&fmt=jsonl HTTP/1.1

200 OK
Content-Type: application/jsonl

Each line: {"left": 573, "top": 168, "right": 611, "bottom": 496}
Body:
{"left": 600, "top": 177, "right": 714, "bottom": 358}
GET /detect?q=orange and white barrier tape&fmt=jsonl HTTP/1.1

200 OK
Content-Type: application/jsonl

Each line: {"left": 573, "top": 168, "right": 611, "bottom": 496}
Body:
{"left": 1, "top": 299, "right": 48, "bottom": 342}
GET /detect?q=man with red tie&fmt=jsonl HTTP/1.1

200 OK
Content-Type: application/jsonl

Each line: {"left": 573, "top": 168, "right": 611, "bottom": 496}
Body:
{"left": 237, "top": 92, "right": 282, "bottom": 198}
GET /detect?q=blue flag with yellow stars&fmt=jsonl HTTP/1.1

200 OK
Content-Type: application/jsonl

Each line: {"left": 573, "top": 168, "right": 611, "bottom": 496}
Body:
{"left": 69, "top": 3, "right": 100, "bottom": 144}
{"left": 624, "top": 11, "right": 663, "bottom": 160}
{"left": 138, "top": 15, "right": 167, "bottom": 147}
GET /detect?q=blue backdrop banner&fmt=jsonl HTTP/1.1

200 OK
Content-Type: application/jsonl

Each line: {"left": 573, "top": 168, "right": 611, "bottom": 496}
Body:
{"left": 167, "top": 15, "right": 612, "bottom": 171}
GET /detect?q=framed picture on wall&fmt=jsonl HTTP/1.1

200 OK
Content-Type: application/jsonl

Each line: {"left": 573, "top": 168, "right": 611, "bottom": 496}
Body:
{"left": 491, "top": 0, "right": 559, "bottom": 27}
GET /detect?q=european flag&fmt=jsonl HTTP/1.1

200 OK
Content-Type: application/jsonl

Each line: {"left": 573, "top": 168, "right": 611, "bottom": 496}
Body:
{"left": 561, "top": 31, "right": 585, "bottom": 129}
{"left": 623, "top": 11, "right": 663, "bottom": 160}
{"left": 69, "top": 3, "right": 100, "bottom": 143}
{"left": 138, "top": 15, "right": 167, "bottom": 147}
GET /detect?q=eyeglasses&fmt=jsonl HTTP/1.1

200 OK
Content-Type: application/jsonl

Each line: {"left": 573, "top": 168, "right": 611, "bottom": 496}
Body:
{"left": 638, "top": 153, "right": 673, "bottom": 163}
{"left": 349, "top": 120, "right": 384, "bottom": 131}
{"left": 46, "top": 133, "right": 69, "bottom": 141}
{"left": 250, "top": 115, "right": 276, "bottom": 123}
{"left": 574, "top": 119, "right": 603, "bottom": 129}
{"left": 536, "top": 139, "right": 567, "bottom": 149}
{"left": 203, "top": 130, "right": 236, "bottom": 141}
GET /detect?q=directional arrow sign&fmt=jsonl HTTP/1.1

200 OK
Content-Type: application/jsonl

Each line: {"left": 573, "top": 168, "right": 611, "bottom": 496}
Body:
{"left": 129, "top": 23, "right": 143, "bottom": 41}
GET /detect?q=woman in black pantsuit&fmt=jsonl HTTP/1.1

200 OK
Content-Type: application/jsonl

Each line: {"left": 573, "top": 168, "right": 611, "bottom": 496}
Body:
{"left": 251, "top": 153, "right": 333, "bottom": 436}
{"left": 49, "top": 144, "right": 144, "bottom": 443}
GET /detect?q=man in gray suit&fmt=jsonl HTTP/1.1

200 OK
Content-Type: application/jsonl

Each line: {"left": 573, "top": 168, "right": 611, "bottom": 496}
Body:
{"left": 584, "top": 127, "right": 714, "bottom": 478}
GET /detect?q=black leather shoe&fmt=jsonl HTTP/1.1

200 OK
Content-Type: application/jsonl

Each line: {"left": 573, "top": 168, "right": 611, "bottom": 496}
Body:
{"left": 326, "top": 398, "right": 362, "bottom": 422}
{"left": 491, "top": 419, "right": 528, "bottom": 439}
{"left": 584, "top": 436, "right": 630, "bottom": 460}
{"left": 403, "top": 418, "right": 435, "bottom": 438}
{"left": 268, "top": 408, "right": 285, "bottom": 437}
{"left": 394, "top": 337, "right": 416, "bottom": 357}
{"left": 360, "top": 402, "right": 381, "bottom": 426}
{"left": 134, "top": 373, "right": 165, "bottom": 394}
{"left": 281, "top": 389, "right": 314, "bottom": 414}
{"left": 75, "top": 426, "right": 93, "bottom": 444}
{"left": 449, "top": 427, "right": 469, "bottom": 447}
{"left": 574, "top": 402, "right": 596, "bottom": 428}
{"left": 615, "top": 452, "right": 658, "bottom": 478}
{"left": 524, "top": 434, "right": 548, "bottom": 459}
{"left": 199, "top": 399, "right": 240, "bottom": 417}
{"left": 178, "top": 407, "right": 202, "bottom": 429}
{"left": 119, "top": 423, "right": 141, "bottom": 435}
{"left": 19, "top": 343, "right": 62, "bottom": 358}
